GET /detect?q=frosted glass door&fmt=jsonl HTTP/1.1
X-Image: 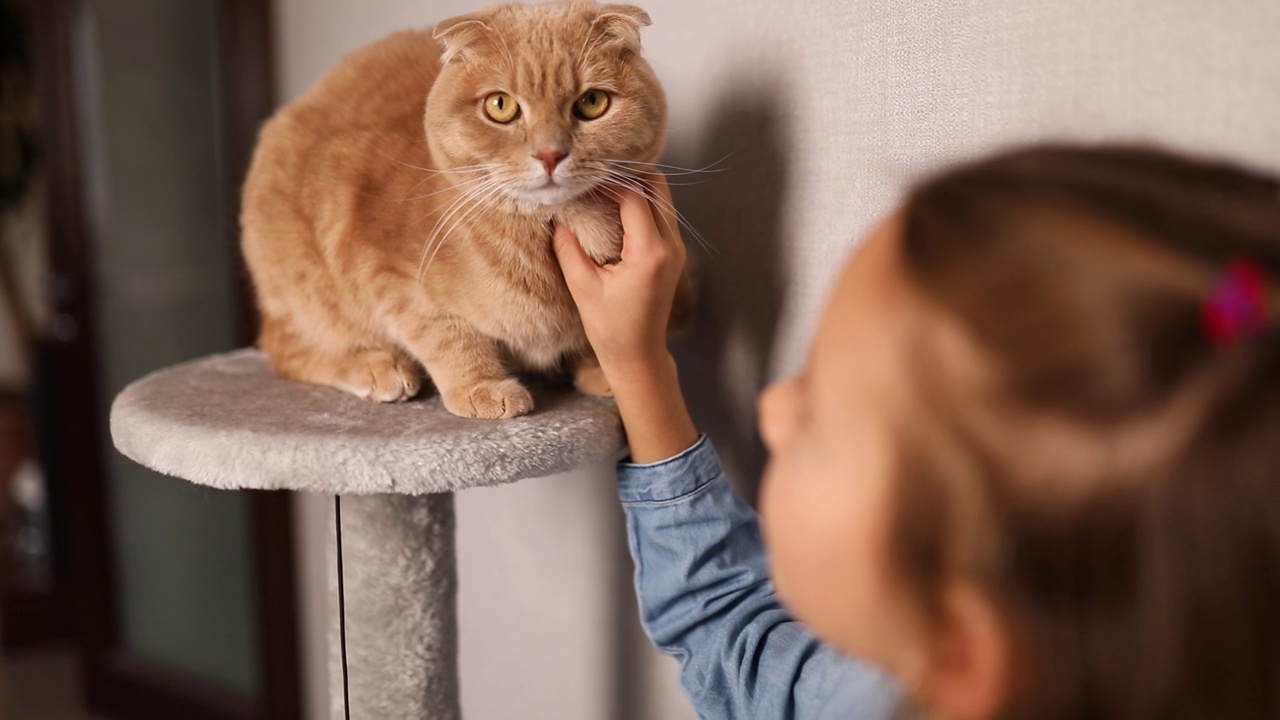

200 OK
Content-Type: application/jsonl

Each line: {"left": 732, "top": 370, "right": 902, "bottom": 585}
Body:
{"left": 74, "top": 0, "right": 260, "bottom": 697}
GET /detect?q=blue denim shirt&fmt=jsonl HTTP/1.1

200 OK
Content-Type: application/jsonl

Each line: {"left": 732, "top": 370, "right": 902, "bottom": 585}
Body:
{"left": 617, "top": 435, "right": 902, "bottom": 719}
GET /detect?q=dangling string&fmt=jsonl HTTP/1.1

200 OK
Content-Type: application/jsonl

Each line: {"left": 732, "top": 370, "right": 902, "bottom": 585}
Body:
{"left": 335, "top": 495, "right": 352, "bottom": 720}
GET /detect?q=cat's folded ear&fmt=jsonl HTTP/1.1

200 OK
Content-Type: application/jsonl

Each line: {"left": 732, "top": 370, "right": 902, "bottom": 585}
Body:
{"left": 591, "top": 4, "right": 652, "bottom": 54}
{"left": 433, "top": 13, "right": 495, "bottom": 64}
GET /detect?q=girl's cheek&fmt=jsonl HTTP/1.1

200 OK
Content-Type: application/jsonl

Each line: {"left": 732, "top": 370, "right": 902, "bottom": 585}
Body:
{"left": 759, "top": 444, "right": 824, "bottom": 606}
{"left": 758, "top": 447, "right": 798, "bottom": 553}
{"left": 758, "top": 458, "right": 782, "bottom": 543}
{"left": 758, "top": 457, "right": 795, "bottom": 597}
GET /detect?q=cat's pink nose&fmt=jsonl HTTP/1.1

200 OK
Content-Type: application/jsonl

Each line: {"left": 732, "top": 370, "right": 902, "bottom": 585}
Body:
{"left": 534, "top": 149, "right": 567, "bottom": 175}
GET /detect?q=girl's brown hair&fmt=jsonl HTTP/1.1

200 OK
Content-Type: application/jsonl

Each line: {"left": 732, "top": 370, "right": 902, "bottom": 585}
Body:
{"left": 892, "top": 144, "right": 1280, "bottom": 719}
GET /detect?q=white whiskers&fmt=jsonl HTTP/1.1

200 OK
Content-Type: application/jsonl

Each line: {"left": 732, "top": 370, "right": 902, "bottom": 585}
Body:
{"left": 408, "top": 154, "right": 725, "bottom": 286}
{"left": 601, "top": 154, "right": 733, "bottom": 177}
{"left": 414, "top": 176, "right": 510, "bottom": 284}
{"left": 397, "top": 171, "right": 496, "bottom": 203}
{"left": 593, "top": 170, "right": 718, "bottom": 257}
{"left": 579, "top": 158, "right": 727, "bottom": 257}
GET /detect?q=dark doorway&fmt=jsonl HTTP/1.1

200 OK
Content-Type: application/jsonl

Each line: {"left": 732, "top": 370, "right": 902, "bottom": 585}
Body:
{"left": 4, "top": 1, "right": 301, "bottom": 718}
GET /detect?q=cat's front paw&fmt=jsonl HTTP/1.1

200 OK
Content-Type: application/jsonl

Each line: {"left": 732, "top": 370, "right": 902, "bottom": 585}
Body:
{"left": 442, "top": 378, "right": 534, "bottom": 419}
{"left": 336, "top": 350, "right": 422, "bottom": 402}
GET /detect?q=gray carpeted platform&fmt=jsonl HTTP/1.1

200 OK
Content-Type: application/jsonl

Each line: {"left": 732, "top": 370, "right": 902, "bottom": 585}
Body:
{"left": 110, "top": 348, "right": 626, "bottom": 495}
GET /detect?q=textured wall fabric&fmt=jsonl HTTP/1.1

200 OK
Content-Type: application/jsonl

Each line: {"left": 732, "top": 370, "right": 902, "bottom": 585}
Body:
{"left": 275, "top": 2, "right": 1280, "bottom": 718}
{"left": 648, "top": 0, "right": 1280, "bottom": 493}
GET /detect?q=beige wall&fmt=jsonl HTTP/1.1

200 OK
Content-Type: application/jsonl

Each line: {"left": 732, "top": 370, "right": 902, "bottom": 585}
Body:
{"left": 275, "top": 1, "right": 1280, "bottom": 718}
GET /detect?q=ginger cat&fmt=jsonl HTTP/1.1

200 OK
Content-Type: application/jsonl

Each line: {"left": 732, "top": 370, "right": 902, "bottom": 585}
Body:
{"left": 241, "top": 1, "right": 691, "bottom": 419}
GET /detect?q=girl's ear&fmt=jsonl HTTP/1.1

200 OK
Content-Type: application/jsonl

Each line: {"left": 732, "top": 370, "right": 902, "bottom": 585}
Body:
{"left": 921, "top": 582, "right": 1010, "bottom": 720}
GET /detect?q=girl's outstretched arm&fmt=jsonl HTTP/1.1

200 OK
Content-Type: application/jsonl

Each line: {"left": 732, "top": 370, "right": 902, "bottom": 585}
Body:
{"left": 552, "top": 177, "right": 698, "bottom": 464}
{"left": 553, "top": 178, "right": 901, "bottom": 718}
{"left": 617, "top": 433, "right": 900, "bottom": 719}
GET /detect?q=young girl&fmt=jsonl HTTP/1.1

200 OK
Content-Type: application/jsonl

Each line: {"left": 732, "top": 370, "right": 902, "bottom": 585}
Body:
{"left": 552, "top": 144, "right": 1280, "bottom": 719}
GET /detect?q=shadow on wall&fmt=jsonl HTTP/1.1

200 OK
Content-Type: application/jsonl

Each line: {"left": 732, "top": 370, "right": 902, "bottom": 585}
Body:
{"left": 667, "top": 82, "right": 789, "bottom": 504}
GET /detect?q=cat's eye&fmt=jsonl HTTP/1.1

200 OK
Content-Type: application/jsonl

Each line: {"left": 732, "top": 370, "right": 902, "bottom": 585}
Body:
{"left": 574, "top": 89, "right": 610, "bottom": 120}
{"left": 483, "top": 92, "right": 520, "bottom": 123}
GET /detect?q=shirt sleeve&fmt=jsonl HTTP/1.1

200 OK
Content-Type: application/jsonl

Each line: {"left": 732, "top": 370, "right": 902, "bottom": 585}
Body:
{"left": 617, "top": 435, "right": 902, "bottom": 720}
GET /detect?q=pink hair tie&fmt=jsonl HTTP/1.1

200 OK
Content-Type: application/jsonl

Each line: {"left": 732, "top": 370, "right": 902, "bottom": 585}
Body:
{"left": 1202, "top": 258, "right": 1270, "bottom": 346}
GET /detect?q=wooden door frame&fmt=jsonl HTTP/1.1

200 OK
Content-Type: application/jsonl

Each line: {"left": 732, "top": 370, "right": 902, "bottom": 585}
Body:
{"left": 29, "top": 1, "right": 300, "bottom": 718}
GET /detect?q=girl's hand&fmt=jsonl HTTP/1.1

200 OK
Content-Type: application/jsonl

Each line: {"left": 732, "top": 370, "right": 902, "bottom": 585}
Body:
{"left": 553, "top": 173, "right": 698, "bottom": 463}
{"left": 553, "top": 175, "right": 687, "bottom": 378}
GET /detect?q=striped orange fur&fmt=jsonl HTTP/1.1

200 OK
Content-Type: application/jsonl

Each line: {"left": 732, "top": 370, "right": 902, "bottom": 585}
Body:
{"left": 241, "top": 2, "right": 691, "bottom": 418}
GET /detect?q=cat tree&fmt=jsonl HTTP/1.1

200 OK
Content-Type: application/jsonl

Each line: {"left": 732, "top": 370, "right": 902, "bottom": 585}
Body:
{"left": 109, "top": 348, "right": 626, "bottom": 719}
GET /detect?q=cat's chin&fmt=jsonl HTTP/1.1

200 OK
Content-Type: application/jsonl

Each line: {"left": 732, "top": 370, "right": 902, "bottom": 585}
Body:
{"left": 510, "top": 185, "right": 594, "bottom": 214}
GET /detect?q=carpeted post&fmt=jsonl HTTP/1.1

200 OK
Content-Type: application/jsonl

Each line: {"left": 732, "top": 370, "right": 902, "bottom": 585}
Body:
{"left": 328, "top": 493, "right": 459, "bottom": 720}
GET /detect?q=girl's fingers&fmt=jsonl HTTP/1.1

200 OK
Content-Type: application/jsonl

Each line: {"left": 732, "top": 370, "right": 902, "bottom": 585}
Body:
{"left": 648, "top": 174, "right": 680, "bottom": 242}
{"left": 616, "top": 187, "right": 666, "bottom": 259}
{"left": 611, "top": 185, "right": 670, "bottom": 265}
{"left": 608, "top": 172, "right": 684, "bottom": 263}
